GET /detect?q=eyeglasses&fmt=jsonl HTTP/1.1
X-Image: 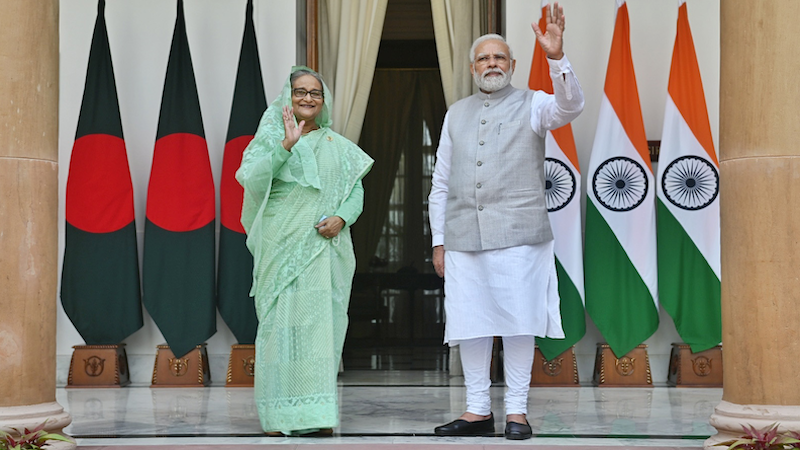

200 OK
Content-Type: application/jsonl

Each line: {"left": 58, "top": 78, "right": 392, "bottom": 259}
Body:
{"left": 292, "top": 88, "right": 324, "bottom": 100}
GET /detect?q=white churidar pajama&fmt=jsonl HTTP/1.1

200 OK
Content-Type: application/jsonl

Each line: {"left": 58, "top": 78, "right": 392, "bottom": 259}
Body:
{"left": 455, "top": 335, "right": 537, "bottom": 415}
{"left": 445, "top": 242, "right": 562, "bottom": 416}
{"left": 428, "top": 56, "right": 584, "bottom": 417}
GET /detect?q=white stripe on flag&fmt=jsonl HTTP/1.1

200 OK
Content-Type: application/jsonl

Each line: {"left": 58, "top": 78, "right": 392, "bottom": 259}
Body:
{"left": 546, "top": 131, "right": 585, "bottom": 301}
{"left": 587, "top": 95, "right": 658, "bottom": 304}
{"left": 657, "top": 97, "right": 721, "bottom": 279}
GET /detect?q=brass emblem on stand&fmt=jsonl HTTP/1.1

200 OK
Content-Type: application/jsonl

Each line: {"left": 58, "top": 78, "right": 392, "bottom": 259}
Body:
{"left": 615, "top": 356, "right": 635, "bottom": 376}
{"left": 542, "top": 357, "right": 563, "bottom": 377}
{"left": 530, "top": 346, "right": 580, "bottom": 386}
{"left": 151, "top": 344, "right": 211, "bottom": 387}
{"left": 242, "top": 355, "right": 256, "bottom": 377}
{"left": 691, "top": 355, "right": 712, "bottom": 376}
{"left": 168, "top": 357, "right": 189, "bottom": 377}
{"left": 226, "top": 344, "right": 257, "bottom": 387}
{"left": 593, "top": 344, "right": 652, "bottom": 386}
{"left": 84, "top": 356, "right": 105, "bottom": 376}
{"left": 68, "top": 344, "right": 131, "bottom": 388}
{"left": 666, "top": 343, "right": 722, "bottom": 387}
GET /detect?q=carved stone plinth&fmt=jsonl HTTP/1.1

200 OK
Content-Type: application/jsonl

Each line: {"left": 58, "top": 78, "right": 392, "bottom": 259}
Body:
{"left": 706, "top": 401, "right": 800, "bottom": 449}
{"left": 0, "top": 402, "right": 72, "bottom": 444}
{"left": 67, "top": 344, "right": 130, "bottom": 388}
{"left": 592, "top": 343, "right": 652, "bottom": 387}
{"left": 531, "top": 346, "right": 579, "bottom": 387}
{"left": 667, "top": 343, "right": 722, "bottom": 387}
{"left": 151, "top": 344, "right": 210, "bottom": 387}
{"left": 226, "top": 344, "right": 256, "bottom": 387}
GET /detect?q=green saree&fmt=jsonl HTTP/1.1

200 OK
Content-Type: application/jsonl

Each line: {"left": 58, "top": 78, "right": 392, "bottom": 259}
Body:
{"left": 236, "top": 67, "right": 373, "bottom": 434}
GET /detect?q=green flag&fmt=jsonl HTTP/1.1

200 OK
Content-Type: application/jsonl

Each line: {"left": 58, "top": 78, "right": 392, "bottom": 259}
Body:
{"left": 142, "top": 0, "right": 216, "bottom": 358}
{"left": 61, "top": 0, "right": 143, "bottom": 344}
{"left": 218, "top": 0, "right": 266, "bottom": 344}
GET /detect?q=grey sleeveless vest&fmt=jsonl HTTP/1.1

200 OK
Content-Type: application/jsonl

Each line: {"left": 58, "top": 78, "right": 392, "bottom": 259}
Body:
{"left": 444, "top": 83, "right": 553, "bottom": 251}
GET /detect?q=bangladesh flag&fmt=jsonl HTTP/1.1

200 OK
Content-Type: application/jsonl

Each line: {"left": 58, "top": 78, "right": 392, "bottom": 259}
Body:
{"left": 656, "top": 1, "right": 721, "bottom": 353}
{"left": 61, "top": 0, "right": 143, "bottom": 345}
{"left": 528, "top": 0, "right": 586, "bottom": 362}
{"left": 142, "top": 0, "right": 216, "bottom": 359}
{"left": 585, "top": 0, "right": 659, "bottom": 358}
{"left": 218, "top": 0, "right": 265, "bottom": 345}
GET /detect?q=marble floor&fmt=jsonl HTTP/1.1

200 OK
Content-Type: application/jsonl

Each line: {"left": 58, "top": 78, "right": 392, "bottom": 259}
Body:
{"left": 59, "top": 370, "right": 721, "bottom": 449}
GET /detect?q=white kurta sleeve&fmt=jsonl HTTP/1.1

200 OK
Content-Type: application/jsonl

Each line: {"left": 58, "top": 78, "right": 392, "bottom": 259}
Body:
{"left": 428, "top": 112, "right": 452, "bottom": 248}
{"left": 529, "top": 54, "right": 585, "bottom": 137}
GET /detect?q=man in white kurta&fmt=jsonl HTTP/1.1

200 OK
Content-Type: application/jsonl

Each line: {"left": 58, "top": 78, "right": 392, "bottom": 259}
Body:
{"left": 428, "top": 4, "right": 584, "bottom": 441}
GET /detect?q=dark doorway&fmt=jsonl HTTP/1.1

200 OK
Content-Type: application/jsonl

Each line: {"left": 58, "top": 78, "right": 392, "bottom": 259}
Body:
{"left": 345, "top": 0, "right": 448, "bottom": 370}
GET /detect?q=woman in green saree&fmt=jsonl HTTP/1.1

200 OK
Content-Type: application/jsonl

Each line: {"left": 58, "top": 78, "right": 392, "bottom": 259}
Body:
{"left": 236, "top": 67, "right": 373, "bottom": 436}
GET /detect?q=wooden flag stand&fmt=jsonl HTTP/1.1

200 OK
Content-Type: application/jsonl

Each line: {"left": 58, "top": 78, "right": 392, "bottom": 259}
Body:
{"left": 67, "top": 344, "right": 131, "bottom": 388}
{"left": 151, "top": 344, "right": 211, "bottom": 387}
{"left": 592, "top": 343, "right": 652, "bottom": 387}
{"left": 667, "top": 343, "right": 722, "bottom": 387}
{"left": 530, "top": 346, "right": 580, "bottom": 387}
{"left": 226, "top": 344, "right": 256, "bottom": 387}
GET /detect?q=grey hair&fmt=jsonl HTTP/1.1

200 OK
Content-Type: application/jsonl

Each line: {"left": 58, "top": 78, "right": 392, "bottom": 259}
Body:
{"left": 290, "top": 69, "right": 324, "bottom": 88}
{"left": 469, "top": 33, "right": 514, "bottom": 64}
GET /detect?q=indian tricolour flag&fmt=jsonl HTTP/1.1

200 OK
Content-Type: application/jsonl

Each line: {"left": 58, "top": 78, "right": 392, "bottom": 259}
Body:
{"left": 656, "top": 0, "right": 721, "bottom": 353}
{"left": 585, "top": 0, "right": 659, "bottom": 358}
{"left": 528, "top": 0, "right": 585, "bottom": 362}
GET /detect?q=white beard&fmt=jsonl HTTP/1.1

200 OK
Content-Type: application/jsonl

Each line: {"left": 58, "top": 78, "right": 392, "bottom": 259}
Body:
{"left": 473, "top": 67, "right": 513, "bottom": 92}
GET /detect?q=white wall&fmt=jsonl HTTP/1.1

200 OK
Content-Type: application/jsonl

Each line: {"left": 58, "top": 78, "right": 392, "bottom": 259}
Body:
{"left": 506, "top": 0, "right": 720, "bottom": 383}
{"left": 57, "top": 0, "right": 295, "bottom": 385}
{"left": 57, "top": 0, "right": 720, "bottom": 385}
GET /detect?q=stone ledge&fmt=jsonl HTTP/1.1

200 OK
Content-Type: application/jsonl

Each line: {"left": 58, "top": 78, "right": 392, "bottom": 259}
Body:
{"left": 706, "top": 400, "right": 800, "bottom": 449}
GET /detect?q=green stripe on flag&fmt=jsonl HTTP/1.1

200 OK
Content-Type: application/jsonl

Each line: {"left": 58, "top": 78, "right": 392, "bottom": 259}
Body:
{"left": 61, "top": 221, "right": 143, "bottom": 344}
{"left": 218, "top": 226, "right": 257, "bottom": 344}
{"left": 657, "top": 200, "right": 721, "bottom": 353}
{"left": 537, "top": 257, "right": 586, "bottom": 361}
{"left": 585, "top": 200, "right": 659, "bottom": 358}
{"left": 142, "top": 219, "right": 216, "bottom": 358}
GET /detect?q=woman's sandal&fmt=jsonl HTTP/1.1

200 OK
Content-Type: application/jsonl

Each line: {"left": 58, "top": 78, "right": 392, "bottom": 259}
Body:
{"left": 298, "top": 428, "right": 333, "bottom": 437}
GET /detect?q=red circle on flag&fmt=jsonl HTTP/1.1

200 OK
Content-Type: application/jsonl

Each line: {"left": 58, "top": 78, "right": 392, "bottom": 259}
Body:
{"left": 65, "top": 134, "right": 135, "bottom": 233}
{"left": 146, "top": 133, "right": 216, "bottom": 232}
{"left": 220, "top": 135, "right": 252, "bottom": 233}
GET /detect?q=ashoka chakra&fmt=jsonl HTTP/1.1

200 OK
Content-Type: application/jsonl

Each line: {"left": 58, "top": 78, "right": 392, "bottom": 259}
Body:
{"left": 592, "top": 156, "right": 648, "bottom": 212}
{"left": 662, "top": 155, "right": 719, "bottom": 210}
{"left": 545, "top": 158, "right": 576, "bottom": 212}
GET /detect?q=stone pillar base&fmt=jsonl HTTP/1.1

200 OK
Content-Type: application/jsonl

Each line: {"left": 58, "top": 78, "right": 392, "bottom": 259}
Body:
{"left": 0, "top": 402, "right": 75, "bottom": 449}
{"left": 706, "top": 400, "right": 800, "bottom": 449}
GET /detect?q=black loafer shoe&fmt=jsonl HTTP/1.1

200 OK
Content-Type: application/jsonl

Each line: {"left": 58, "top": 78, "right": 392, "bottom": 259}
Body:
{"left": 504, "top": 420, "right": 532, "bottom": 440}
{"left": 434, "top": 414, "right": 495, "bottom": 436}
